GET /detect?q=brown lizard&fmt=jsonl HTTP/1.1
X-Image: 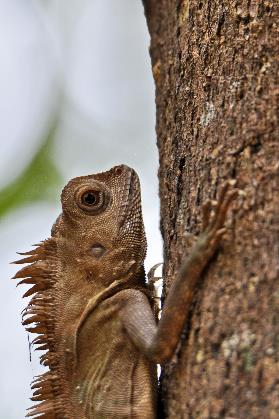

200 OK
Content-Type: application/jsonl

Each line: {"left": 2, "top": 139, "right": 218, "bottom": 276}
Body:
{"left": 14, "top": 165, "right": 237, "bottom": 418}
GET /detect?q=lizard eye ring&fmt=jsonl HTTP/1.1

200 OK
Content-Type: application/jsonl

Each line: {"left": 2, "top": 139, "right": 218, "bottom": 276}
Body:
{"left": 75, "top": 185, "right": 111, "bottom": 214}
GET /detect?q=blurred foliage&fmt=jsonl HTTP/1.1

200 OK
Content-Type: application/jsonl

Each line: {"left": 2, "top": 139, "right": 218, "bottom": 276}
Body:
{"left": 0, "top": 124, "right": 62, "bottom": 219}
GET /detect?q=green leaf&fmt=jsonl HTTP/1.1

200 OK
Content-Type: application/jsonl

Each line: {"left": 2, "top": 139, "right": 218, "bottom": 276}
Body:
{"left": 0, "top": 125, "right": 61, "bottom": 218}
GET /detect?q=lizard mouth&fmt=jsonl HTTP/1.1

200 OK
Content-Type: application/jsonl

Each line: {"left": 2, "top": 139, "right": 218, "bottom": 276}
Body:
{"left": 118, "top": 167, "right": 139, "bottom": 232}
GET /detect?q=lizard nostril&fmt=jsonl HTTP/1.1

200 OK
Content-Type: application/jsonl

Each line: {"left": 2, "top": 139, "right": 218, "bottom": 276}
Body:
{"left": 115, "top": 167, "right": 123, "bottom": 176}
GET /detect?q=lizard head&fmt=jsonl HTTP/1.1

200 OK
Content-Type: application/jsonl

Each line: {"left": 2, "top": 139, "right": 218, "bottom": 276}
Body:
{"left": 52, "top": 165, "right": 147, "bottom": 285}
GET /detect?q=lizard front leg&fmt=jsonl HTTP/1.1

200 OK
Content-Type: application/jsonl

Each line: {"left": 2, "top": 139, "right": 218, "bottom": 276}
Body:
{"left": 121, "top": 181, "right": 238, "bottom": 364}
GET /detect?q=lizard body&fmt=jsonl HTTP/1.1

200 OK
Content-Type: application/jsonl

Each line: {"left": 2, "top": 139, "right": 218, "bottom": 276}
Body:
{"left": 14, "top": 165, "right": 237, "bottom": 418}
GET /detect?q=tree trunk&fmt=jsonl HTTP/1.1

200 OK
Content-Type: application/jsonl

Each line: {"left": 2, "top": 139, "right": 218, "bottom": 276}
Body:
{"left": 144, "top": 1, "right": 279, "bottom": 418}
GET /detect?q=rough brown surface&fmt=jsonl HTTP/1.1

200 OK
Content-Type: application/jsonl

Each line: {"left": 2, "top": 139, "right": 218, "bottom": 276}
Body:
{"left": 144, "top": 0, "right": 279, "bottom": 417}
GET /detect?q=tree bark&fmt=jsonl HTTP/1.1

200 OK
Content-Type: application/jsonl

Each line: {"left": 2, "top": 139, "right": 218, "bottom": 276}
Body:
{"left": 144, "top": 1, "right": 279, "bottom": 418}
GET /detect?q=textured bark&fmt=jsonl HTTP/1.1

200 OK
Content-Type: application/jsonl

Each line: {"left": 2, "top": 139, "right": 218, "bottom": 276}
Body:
{"left": 144, "top": 1, "right": 279, "bottom": 418}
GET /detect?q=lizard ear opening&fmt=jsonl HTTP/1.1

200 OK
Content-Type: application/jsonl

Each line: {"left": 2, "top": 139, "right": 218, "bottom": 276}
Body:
{"left": 90, "top": 244, "right": 107, "bottom": 258}
{"left": 75, "top": 185, "right": 111, "bottom": 215}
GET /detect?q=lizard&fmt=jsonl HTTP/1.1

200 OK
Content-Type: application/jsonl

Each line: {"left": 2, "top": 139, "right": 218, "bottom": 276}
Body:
{"left": 13, "top": 164, "right": 237, "bottom": 419}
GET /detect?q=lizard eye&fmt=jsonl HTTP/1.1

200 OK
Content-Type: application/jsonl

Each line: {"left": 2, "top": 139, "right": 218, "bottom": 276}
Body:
{"left": 75, "top": 186, "right": 110, "bottom": 214}
{"left": 81, "top": 190, "right": 100, "bottom": 206}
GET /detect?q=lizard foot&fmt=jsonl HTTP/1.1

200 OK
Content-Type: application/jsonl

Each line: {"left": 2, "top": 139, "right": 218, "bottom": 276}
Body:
{"left": 198, "top": 180, "right": 238, "bottom": 260}
{"left": 147, "top": 263, "right": 163, "bottom": 319}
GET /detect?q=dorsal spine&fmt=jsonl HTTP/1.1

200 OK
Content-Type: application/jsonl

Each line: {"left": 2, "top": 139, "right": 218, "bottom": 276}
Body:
{"left": 14, "top": 238, "right": 65, "bottom": 418}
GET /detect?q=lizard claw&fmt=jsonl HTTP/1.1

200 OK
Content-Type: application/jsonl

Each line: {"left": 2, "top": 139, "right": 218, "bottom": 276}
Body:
{"left": 203, "top": 181, "right": 238, "bottom": 234}
{"left": 201, "top": 199, "right": 212, "bottom": 230}
{"left": 147, "top": 263, "right": 163, "bottom": 285}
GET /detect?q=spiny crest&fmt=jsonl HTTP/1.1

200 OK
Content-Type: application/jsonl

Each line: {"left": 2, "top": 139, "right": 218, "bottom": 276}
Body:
{"left": 13, "top": 238, "right": 64, "bottom": 418}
